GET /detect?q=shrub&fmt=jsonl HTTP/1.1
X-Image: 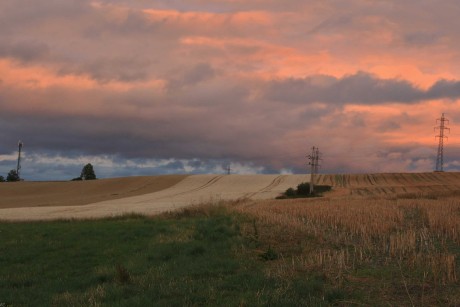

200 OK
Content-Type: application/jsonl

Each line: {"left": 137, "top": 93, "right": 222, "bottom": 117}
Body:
{"left": 6, "top": 170, "right": 20, "bottom": 182}
{"left": 279, "top": 182, "right": 332, "bottom": 199}
{"left": 296, "top": 183, "right": 310, "bottom": 195}
{"left": 0, "top": 175, "right": 4, "bottom": 182}
{"left": 285, "top": 187, "right": 296, "bottom": 197}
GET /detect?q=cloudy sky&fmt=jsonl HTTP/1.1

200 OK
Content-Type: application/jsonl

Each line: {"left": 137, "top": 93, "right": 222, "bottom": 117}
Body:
{"left": 2, "top": 0, "right": 460, "bottom": 180}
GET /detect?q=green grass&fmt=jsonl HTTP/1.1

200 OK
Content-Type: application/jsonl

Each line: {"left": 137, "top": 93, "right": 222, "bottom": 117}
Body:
{"left": 0, "top": 206, "right": 339, "bottom": 306}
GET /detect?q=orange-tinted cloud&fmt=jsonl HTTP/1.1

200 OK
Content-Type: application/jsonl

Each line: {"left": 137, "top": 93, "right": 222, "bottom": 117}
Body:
{"left": 2, "top": 0, "right": 460, "bottom": 179}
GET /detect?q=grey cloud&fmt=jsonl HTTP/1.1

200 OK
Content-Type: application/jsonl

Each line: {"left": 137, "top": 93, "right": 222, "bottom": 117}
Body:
{"left": 267, "top": 72, "right": 460, "bottom": 105}
{"left": 183, "top": 63, "right": 216, "bottom": 85}
{"left": 2, "top": 69, "right": 459, "bottom": 178}
{"left": 167, "top": 63, "right": 217, "bottom": 90}
{"left": 0, "top": 77, "right": 304, "bottom": 177}
{"left": 378, "top": 120, "right": 401, "bottom": 132}
{"left": 426, "top": 79, "right": 460, "bottom": 100}
{"left": 0, "top": 40, "right": 50, "bottom": 63}
{"left": 403, "top": 32, "right": 441, "bottom": 46}
{"left": 59, "top": 56, "right": 152, "bottom": 82}
{"left": 0, "top": 0, "right": 89, "bottom": 27}
{"left": 308, "top": 15, "right": 353, "bottom": 35}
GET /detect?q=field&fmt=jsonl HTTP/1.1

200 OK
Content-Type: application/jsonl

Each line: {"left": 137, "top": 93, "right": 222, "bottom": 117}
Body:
{"left": 0, "top": 172, "right": 459, "bottom": 305}
{"left": 0, "top": 174, "right": 310, "bottom": 221}
{"left": 318, "top": 172, "right": 460, "bottom": 198}
{"left": 234, "top": 197, "right": 460, "bottom": 305}
{"left": 0, "top": 175, "right": 188, "bottom": 209}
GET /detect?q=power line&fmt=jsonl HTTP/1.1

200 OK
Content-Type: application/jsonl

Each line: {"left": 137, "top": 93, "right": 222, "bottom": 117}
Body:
{"left": 434, "top": 113, "right": 450, "bottom": 172}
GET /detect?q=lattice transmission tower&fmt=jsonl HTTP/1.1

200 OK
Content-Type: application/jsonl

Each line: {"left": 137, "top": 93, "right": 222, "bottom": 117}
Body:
{"left": 434, "top": 113, "right": 450, "bottom": 172}
{"left": 307, "top": 146, "right": 321, "bottom": 194}
{"left": 17, "top": 140, "right": 23, "bottom": 179}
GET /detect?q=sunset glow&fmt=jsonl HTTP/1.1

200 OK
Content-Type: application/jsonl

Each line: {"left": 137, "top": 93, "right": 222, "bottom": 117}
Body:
{"left": 1, "top": 0, "right": 460, "bottom": 180}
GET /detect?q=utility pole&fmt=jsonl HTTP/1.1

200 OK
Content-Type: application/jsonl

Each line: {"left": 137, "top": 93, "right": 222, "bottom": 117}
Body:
{"left": 435, "top": 113, "right": 450, "bottom": 172}
{"left": 17, "top": 140, "right": 23, "bottom": 179}
{"left": 308, "top": 146, "right": 321, "bottom": 194}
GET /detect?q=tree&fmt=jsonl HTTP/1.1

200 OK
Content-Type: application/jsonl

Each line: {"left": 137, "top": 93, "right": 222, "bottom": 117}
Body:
{"left": 6, "top": 170, "right": 20, "bottom": 182}
{"left": 0, "top": 175, "right": 5, "bottom": 182}
{"left": 80, "top": 163, "right": 96, "bottom": 180}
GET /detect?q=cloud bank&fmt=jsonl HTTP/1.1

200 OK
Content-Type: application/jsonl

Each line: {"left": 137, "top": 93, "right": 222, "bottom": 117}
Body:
{"left": 1, "top": 0, "right": 460, "bottom": 180}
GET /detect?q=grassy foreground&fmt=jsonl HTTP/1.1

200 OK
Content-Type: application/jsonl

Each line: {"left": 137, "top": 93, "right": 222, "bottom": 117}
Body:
{"left": 1, "top": 197, "right": 459, "bottom": 306}
{"left": 0, "top": 205, "right": 338, "bottom": 306}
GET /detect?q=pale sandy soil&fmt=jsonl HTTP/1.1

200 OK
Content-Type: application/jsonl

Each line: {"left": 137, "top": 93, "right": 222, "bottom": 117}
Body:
{"left": 0, "top": 174, "right": 310, "bottom": 221}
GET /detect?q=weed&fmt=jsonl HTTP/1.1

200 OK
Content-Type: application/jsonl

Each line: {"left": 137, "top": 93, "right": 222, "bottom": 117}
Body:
{"left": 260, "top": 246, "right": 279, "bottom": 261}
{"left": 115, "top": 264, "right": 131, "bottom": 284}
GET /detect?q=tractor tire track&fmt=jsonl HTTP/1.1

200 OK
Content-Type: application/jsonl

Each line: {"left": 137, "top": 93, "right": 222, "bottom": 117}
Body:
{"left": 240, "top": 175, "right": 287, "bottom": 199}
{"left": 146, "top": 175, "right": 225, "bottom": 202}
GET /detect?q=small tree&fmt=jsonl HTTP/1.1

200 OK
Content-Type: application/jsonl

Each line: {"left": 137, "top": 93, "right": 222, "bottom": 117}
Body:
{"left": 80, "top": 163, "right": 96, "bottom": 180}
{"left": 6, "top": 170, "right": 20, "bottom": 182}
{"left": 0, "top": 175, "right": 5, "bottom": 182}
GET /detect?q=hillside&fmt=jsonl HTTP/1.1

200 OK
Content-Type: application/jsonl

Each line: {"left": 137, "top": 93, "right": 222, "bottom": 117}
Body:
{"left": 0, "top": 175, "right": 188, "bottom": 209}
{"left": 318, "top": 172, "right": 460, "bottom": 197}
{"left": 1, "top": 172, "right": 460, "bottom": 221}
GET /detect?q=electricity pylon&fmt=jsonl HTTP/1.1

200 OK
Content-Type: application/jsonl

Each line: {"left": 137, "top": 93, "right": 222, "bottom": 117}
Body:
{"left": 17, "top": 141, "right": 23, "bottom": 179}
{"left": 307, "top": 146, "right": 321, "bottom": 194}
{"left": 434, "top": 113, "right": 450, "bottom": 172}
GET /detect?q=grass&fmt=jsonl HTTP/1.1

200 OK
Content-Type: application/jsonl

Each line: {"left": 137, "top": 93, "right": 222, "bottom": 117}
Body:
{"left": 234, "top": 196, "right": 460, "bottom": 306}
{"left": 0, "top": 205, "right": 339, "bottom": 306}
{"left": 1, "top": 194, "right": 459, "bottom": 306}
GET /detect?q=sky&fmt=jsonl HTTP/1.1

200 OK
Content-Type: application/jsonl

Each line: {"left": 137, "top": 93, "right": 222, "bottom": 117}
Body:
{"left": 2, "top": 0, "right": 460, "bottom": 180}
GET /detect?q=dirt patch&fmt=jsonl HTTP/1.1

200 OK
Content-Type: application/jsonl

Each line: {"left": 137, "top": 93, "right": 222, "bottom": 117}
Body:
{"left": 0, "top": 175, "right": 188, "bottom": 209}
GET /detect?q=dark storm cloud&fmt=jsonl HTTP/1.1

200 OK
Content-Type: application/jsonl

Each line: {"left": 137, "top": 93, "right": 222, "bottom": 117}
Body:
{"left": 266, "top": 72, "right": 460, "bottom": 105}
{"left": 426, "top": 79, "right": 460, "bottom": 100}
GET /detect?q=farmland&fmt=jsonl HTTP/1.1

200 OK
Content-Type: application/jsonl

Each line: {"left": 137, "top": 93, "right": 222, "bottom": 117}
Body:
{"left": 234, "top": 196, "right": 460, "bottom": 305}
{"left": 0, "top": 174, "right": 311, "bottom": 221}
{"left": 0, "top": 172, "right": 459, "bottom": 305}
{"left": 318, "top": 172, "right": 460, "bottom": 198}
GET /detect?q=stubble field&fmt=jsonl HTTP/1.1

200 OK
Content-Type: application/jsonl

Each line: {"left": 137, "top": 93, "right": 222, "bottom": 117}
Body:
{"left": 0, "top": 172, "right": 459, "bottom": 305}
